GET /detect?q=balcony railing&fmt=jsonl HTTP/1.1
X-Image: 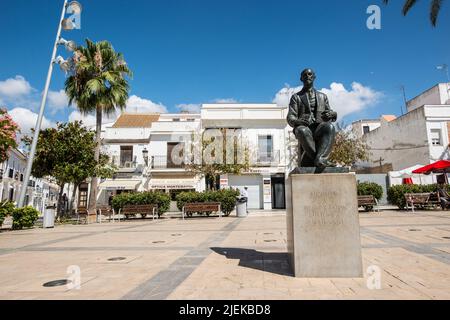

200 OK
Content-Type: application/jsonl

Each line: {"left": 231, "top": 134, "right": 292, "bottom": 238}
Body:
{"left": 151, "top": 156, "right": 185, "bottom": 169}
{"left": 255, "top": 150, "right": 280, "bottom": 166}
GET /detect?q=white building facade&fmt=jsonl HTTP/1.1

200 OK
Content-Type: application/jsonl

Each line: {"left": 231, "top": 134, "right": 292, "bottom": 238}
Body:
{"left": 0, "top": 148, "right": 59, "bottom": 213}
{"left": 98, "top": 104, "right": 291, "bottom": 211}
{"left": 357, "top": 83, "right": 450, "bottom": 171}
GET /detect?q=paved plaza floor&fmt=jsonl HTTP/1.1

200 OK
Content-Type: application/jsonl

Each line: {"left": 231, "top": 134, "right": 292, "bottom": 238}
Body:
{"left": 1, "top": 210, "right": 450, "bottom": 300}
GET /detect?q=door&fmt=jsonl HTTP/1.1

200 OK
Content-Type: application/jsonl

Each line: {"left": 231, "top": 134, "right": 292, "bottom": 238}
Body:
{"left": 228, "top": 175, "right": 263, "bottom": 209}
{"left": 271, "top": 177, "right": 286, "bottom": 209}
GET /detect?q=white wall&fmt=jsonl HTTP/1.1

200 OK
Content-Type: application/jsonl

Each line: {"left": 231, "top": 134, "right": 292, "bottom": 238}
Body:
{"left": 407, "top": 83, "right": 450, "bottom": 112}
{"left": 363, "top": 108, "right": 430, "bottom": 171}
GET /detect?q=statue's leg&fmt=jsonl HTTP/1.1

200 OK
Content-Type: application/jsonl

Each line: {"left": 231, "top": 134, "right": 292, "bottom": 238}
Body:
{"left": 294, "top": 126, "right": 316, "bottom": 162}
{"left": 313, "top": 122, "right": 336, "bottom": 167}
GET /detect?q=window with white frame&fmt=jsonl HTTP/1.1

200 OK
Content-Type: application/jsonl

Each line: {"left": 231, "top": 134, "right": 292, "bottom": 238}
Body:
{"left": 430, "top": 129, "right": 442, "bottom": 146}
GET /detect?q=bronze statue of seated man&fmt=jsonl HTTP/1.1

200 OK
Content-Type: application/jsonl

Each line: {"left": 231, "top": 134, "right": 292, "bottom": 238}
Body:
{"left": 287, "top": 68, "right": 338, "bottom": 168}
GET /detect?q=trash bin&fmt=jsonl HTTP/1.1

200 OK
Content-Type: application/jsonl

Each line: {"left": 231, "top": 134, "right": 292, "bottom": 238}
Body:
{"left": 43, "top": 206, "right": 56, "bottom": 228}
{"left": 236, "top": 197, "right": 248, "bottom": 218}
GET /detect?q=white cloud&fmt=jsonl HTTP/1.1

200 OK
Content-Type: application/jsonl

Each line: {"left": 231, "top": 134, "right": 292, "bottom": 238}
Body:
{"left": 68, "top": 110, "right": 117, "bottom": 128}
{"left": 8, "top": 107, "right": 55, "bottom": 134}
{"left": 213, "top": 98, "right": 238, "bottom": 104}
{"left": 125, "top": 95, "right": 168, "bottom": 114}
{"left": 273, "top": 82, "right": 382, "bottom": 119}
{"left": 68, "top": 95, "right": 168, "bottom": 128}
{"left": 177, "top": 104, "right": 201, "bottom": 113}
{"left": 47, "top": 90, "right": 70, "bottom": 114}
{"left": 0, "top": 76, "right": 33, "bottom": 98}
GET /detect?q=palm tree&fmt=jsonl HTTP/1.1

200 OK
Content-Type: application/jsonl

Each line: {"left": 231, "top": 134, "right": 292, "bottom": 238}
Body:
{"left": 65, "top": 39, "right": 132, "bottom": 211}
{"left": 383, "top": 0, "right": 445, "bottom": 26}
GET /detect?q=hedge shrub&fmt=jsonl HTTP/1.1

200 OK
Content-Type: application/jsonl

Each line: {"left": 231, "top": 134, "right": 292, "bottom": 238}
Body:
{"left": 12, "top": 206, "right": 39, "bottom": 230}
{"left": 176, "top": 189, "right": 240, "bottom": 216}
{"left": 357, "top": 182, "right": 383, "bottom": 200}
{"left": 387, "top": 184, "right": 450, "bottom": 209}
{"left": 111, "top": 192, "right": 171, "bottom": 216}
{"left": 0, "top": 200, "right": 15, "bottom": 226}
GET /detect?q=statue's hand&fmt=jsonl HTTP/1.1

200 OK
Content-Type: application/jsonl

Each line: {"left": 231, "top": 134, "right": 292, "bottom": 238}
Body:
{"left": 322, "top": 111, "right": 337, "bottom": 122}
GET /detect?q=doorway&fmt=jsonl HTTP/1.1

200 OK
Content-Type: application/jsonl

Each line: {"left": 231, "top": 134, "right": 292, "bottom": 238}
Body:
{"left": 271, "top": 176, "right": 286, "bottom": 209}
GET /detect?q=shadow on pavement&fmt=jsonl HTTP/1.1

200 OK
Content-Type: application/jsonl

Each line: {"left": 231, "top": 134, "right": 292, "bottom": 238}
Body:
{"left": 211, "top": 247, "right": 293, "bottom": 277}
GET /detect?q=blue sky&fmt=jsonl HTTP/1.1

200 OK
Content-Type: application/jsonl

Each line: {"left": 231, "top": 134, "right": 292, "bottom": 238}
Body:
{"left": 0, "top": 0, "right": 449, "bottom": 134}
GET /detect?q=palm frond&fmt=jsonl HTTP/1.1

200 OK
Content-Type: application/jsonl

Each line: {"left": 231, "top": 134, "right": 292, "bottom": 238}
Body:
{"left": 402, "top": 0, "right": 419, "bottom": 15}
{"left": 430, "top": 0, "right": 443, "bottom": 26}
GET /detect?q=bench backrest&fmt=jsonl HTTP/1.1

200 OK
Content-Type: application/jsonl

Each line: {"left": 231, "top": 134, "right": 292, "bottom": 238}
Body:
{"left": 358, "top": 195, "right": 376, "bottom": 205}
{"left": 97, "top": 206, "right": 112, "bottom": 213}
{"left": 184, "top": 202, "right": 221, "bottom": 211}
{"left": 122, "top": 204, "right": 158, "bottom": 214}
{"left": 405, "top": 193, "right": 430, "bottom": 203}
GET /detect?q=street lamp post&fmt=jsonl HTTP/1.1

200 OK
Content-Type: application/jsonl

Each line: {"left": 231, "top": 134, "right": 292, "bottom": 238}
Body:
{"left": 17, "top": 1, "right": 81, "bottom": 208}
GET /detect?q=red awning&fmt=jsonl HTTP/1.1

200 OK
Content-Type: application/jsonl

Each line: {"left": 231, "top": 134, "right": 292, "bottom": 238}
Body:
{"left": 412, "top": 160, "right": 450, "bottom": 174}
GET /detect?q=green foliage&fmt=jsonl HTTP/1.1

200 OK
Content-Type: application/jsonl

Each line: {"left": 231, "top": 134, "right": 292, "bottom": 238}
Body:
{"left": 382, "top": 0, "right": 443, "bottom": 27}
{"left": 176, "top": 189, "right": 240, "bottom": 216}
{"left": 329, "top": 124, "right": 369, "bottom": 167}
{"left": 111, "top": 192, "right": 171, "bottom": 216}
{"left": 357, "top": 182, "right": 383, "bottom": 200}
{"left": 65, "top": 39, "right": 132, "bottom": 210}
{"left": 0, "top": 200, "right": 15, "bottom": 226}
{"left": 0, "top": 109, "right": 19, "bottom": 163}
{"left": 12, "top": 206, "right": 39, "bottom": 230}
{"left": 387, "top": 184, "right": 449, "bottom": 209}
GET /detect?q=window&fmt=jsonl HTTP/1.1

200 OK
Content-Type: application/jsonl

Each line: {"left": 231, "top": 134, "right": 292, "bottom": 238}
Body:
{"left": 363, "top": 126, "right": 370, "bottom": 134}
{"left": 20, "top": 174, "right": 24, "bottom": 182}
{"left": 8, "top": 169, "right": 13, "bottom": 178}
{"left": 167, "top": 142, "right": 185, "bottom": 168}
{"left": 8, "top": 188, "right": 14, "bottom": 202}
{"left": 120, "top": 146, "right": 133, "bottom": 166}
{"left": 430, "top": 129, "right": 442, "bottom": 146}
{"left": 258, "top": 135, "right": 273, "bottom": 161}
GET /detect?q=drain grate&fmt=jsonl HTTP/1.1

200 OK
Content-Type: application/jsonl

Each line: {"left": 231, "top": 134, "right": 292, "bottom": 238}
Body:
{"left": 264, "top": 240, "right": 277, "bottom": 243}
{"left": 409, "top": 229, "right": 422, "bottom": 232}
{"left": 43, "top": 279, "right": 70, "bottom": 287}
{"left": 171, "top": 234, "right": 182, "bottom": 237}
{"left": 108, "top": 257, "right": 127, "bottom": 262}
{"left": 443, "top": 237, "right": 450, "bottom": 240}
{"left": 152, "top": 241, "right": 165, "bottom": 244}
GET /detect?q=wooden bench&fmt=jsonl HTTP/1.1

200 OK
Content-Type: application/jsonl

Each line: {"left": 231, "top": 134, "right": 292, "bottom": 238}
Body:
{"left": 357, "top": 195, "right": 380, "bottom": 212}
{"left": 404, "top": 193, "right": 440, "bottom": 212}
{"left": 96, "top": 205, "right": 116, "bottom": 223}
{"left": 76, "top": 207, "right": 96, "bottom": 224}
{"left": 182, "top": 202, "right": 222, "bottom": 219}
{"left": 119, "top": 204, "right": 158, "bottom": 220}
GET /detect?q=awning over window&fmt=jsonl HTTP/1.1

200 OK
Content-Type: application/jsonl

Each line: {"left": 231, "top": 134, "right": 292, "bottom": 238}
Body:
{"left": 99, "top": 180, "right": 141, "bottom": 191}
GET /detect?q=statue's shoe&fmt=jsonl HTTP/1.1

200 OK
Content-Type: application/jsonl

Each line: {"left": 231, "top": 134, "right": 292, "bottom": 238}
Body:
{"left": 314, "top": 158, "right": 337, "bottom": 168}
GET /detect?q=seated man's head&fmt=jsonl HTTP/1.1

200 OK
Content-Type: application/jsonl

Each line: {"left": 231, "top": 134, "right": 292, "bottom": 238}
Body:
{"left": 301, "top": 68, "right": 316, "bottom": 88}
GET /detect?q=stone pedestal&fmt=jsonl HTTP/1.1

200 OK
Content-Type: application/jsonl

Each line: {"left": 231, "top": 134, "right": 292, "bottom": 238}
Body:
{"left": 286, "top": 173, "right": 363, "bottom": 278}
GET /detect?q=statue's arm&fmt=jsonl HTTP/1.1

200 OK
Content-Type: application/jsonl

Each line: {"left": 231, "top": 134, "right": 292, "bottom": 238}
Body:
{"left": 287, "top": 95, "right": 309, "bottom": 127}
{"left": 323, "top": 95, "right": 337, "bottom": 122}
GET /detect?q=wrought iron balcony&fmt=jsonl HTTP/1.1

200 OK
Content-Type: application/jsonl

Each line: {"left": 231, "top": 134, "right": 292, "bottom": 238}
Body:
{"left": 255, "top": 150, "right": 280, "bottom": 167}
{"left": 151, "top": 156, "right": 185, "bottom": 170}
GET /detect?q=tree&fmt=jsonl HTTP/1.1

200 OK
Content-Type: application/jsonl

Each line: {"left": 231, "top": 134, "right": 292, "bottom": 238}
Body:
{"left": 383, "top": 0, "right": 445, "bottom": 26}
{"left": 328, "top": 125, "right": 370, "bottom": 167}
{"left": 186, "top": 129, "right": 251, "bottom": 190}
{"left": 65, "top": 39, "right": 132, "bottom": 210}
{"left": 0, "top": 108, "right": 19, "bottom": 163}
{"left": 23, "top": 121, "right": 115, "bottom": 218}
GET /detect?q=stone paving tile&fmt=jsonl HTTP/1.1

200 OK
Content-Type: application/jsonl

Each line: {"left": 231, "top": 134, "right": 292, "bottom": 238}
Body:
{"left": 1, "top": 210, "right": 450, "bottom": 299}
